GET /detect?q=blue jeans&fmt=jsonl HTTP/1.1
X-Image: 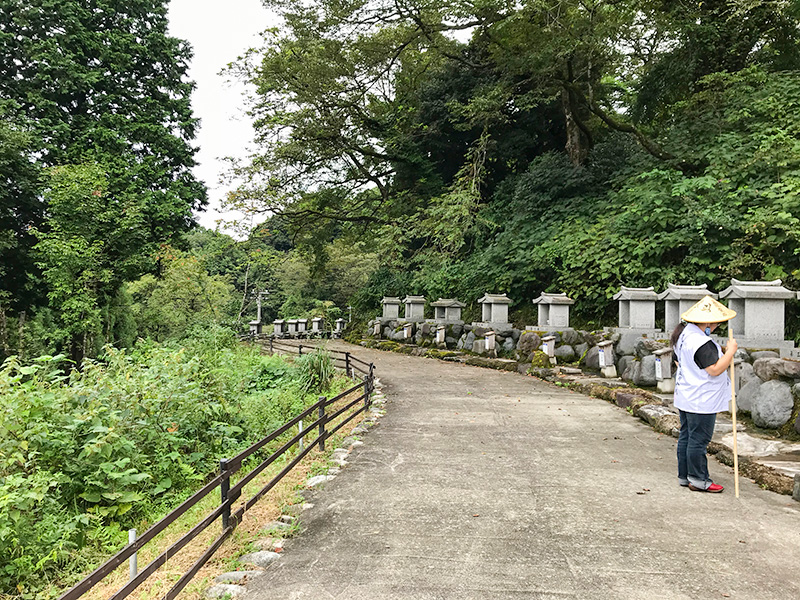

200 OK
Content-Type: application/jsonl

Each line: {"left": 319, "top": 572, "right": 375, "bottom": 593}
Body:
{"left": 677, "top": 410, "right": 716, "bottom": 489}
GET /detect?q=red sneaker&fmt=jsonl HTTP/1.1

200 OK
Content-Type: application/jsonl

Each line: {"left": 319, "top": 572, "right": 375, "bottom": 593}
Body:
{"left": 688, "top": 483, "right": 724, "bottom": 493}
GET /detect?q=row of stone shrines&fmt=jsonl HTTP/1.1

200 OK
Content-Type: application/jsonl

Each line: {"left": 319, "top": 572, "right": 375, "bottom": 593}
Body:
{"left": 380, "top": 279, "right": 799, "bottom": 351}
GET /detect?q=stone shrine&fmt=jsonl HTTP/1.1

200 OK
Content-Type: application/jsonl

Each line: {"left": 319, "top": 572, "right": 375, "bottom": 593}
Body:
{"left": 402, "top": 295, "right": 426, "bottom": 322}
{"left": 658, "top": 284, "right": 717, "bottom": 335}
{"left": 431, "top": 298, "right": 466, "bottom": 323}
{"left": 532, "top": 292, "right": 575, "bottom": 328}
{"left": 613, "top": 286, "right": 658, "bottom": 330}
{"left": 272, "top": 319, "right": 285, "bottom": 337}
{"left": 477, "top": 293, "right": 512, "bottom": 329}
{"left": 719, "top": 279, "right": 795, "bottom": 344}
{"left": 381, "top": 297, "right": 401, "bottom": 321}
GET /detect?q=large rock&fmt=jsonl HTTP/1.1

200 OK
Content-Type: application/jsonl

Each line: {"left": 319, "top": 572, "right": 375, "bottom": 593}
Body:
{"left": 462, "top": 331, "right": 476, "bottom": 351}
{"left": 583, "top": 346, "right": 600, "bottom": 369}
{"left": 635, "top": 404, "right": 680, "bottom": 435}
{"left": 575, "top": 343, "right": 589, "bottom": 362}
{"left": 753, "top": 357, "right": 800, "bottom": 382}
{"left": 472, "top": 326, "right": 489, "bottom": 338}
{"left": 751, "top": 350, "right": 780, "bottom": 361}
{"left": 555, "top": 344, "right": 576, "bottom": 362}
{"left": 502, "top": 336, "right": 515, "bottom": 352}
{"left": 632, "top": 355, "right": 658, "bottom": 387}
{"left": 634, "top": 338, "right": 667, "bottom": 359}
{"left": 751, "top": 380, "right": 794, "bottom": 429}
{"left": 516, "top": 332, "right": 542, "bottom": 361}
{"left": 736, "top": 378, "right": 762, "bottom": 413}
{"left": 561, "top": 329, "right": 582, "bottom": 346}
{"left": 448, "top": 324, "right": 463, "bottom": 338}
{"left": 616, "top": 332, "right": 645, "bottom": 357}
{"left": 623, "top": 360, "right": 639, "bottom": 383}
{"left": 238, "top": 551, "right": 281, "bottom": 568}
{"left": 735, "top": 362, "right": 756, "bottom": 392}
{"left": 733, "top": 349, "right": 751, "bottom": 365}
{"left": 618, "top": 355, "right": 636, "bottom": 378}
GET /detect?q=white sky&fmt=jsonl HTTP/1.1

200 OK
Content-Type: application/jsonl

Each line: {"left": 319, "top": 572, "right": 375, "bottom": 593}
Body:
{"left": 167, "top": 0, "right": 277, "bottom": 235}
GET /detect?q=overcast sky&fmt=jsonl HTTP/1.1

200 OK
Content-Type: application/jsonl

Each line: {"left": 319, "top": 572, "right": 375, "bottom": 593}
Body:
{"left": 167, "top": 0, "right": 277, "bottom": 235}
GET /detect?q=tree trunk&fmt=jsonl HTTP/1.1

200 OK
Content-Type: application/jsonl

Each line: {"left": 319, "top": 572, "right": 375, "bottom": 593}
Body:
{"left": 561, "top": 87, "right": 589, "bottom": 166}
{"left": 0, "top": 305, "right": 8, "bottom": 357}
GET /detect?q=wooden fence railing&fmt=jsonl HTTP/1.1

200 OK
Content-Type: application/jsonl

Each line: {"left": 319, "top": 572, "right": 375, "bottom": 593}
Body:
{"left": 59, "top": 345, "right": 375, "bottom": 600}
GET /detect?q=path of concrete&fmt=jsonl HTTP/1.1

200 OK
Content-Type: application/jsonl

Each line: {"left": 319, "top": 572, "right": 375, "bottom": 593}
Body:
{"left": 244, "top": 342, "right": 800, "bottom": 600}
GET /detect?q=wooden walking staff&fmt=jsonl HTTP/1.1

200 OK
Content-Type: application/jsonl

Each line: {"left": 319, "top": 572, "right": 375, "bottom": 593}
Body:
{"left": 728, "top": 326, "right": 740, "bottom": 498}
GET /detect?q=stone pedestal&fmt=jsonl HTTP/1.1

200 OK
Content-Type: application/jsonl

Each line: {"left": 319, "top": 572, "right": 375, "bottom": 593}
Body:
{"left": 719, "top": 279, "right": 795, "bottom": 344}
{"left": 249, "top": 320, "right": 262, "bottom": 335}
{"left": 597, "top": 340, "right": 617, "bottom": 378}
{"left": 431, "top": 298, "right": 466, "bottom": 324}
{"left": 533, "top": 292, "right": 575, "bottom": 328}
{"left": 614, "top": 286, "right": 658, "bottom": 330}
{"left": 659, "top": 284, "right": 717, "bottom": 335}
{"left": 381, "top": 297, "right": 401, "bottom": 321}
{"left": 653, "top": 347, "right": 675, "bottom": 393}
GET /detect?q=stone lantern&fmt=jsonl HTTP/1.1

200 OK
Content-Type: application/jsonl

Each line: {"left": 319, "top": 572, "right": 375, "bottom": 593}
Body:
{"left": 477, "top": 293, "right": 512, "bottom": 328}
{"left": 719, "top": 279, "right": 795, "bottom": 343}
{"left": 431, "top": 298, "right": 466, "bottom": 324}
{"left": 381, "top": 297, "right": 401, "bottom": 321}
{"left": 658, "top": 284, "right": 717, "bottom": 335}
{"left": 533, "top": 292, "right": 575, "bottom": 328}
{"left": 402, "top": 295, "right": 426, "bottom": 322}
{"left": 613, "top": 286, "right": 658, "bottom": 330}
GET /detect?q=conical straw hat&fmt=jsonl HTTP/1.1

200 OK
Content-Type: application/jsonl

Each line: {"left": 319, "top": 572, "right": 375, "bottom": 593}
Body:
{"left": 681, "top": 295, "right": 736, "bottom": 324}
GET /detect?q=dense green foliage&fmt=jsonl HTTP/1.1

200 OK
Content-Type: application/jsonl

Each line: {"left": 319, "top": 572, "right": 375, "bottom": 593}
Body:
{"left": 0, "top": 0, "right": 205, "bottom": 362}
{"left": 0, "top": 329, "right": 342, "bottom": 597}
{"left": 227, "top": 0, "right": 800, "bottom": 331}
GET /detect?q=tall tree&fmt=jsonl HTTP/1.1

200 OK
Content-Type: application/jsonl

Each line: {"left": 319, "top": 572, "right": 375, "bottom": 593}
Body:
{"left": 0, "top": 0, "right": 207, "bottom": 357}
{"left": 0, "top": 0, "right": 205, "bottom": 273}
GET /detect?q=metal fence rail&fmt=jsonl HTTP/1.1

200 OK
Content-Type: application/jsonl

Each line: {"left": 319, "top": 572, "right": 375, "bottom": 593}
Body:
{"left": 59, "top": 345, "right": 375, "bottom": 600}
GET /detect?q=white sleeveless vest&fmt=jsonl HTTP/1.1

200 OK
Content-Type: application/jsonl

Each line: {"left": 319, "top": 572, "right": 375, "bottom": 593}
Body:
{"left": 673, "top": 323, "right": 730, "bottom": 414}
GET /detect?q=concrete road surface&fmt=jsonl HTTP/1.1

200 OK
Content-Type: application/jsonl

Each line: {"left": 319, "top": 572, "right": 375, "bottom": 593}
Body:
{"left": 244, "top": 342, "right": 800, "bottom": 600}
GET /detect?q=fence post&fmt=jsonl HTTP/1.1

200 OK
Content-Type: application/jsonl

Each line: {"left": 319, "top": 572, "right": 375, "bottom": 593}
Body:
{"left": 345, "top": 352, "right": 351, "bottom": 377}
{"left": 367, "top": 363, "right": 374, "bottom": 407}
{"left": 269, "top": 336, "right": 274, "bottom": 354}
{"left": 220, "top": 458, "right": 231, "bottom": 531}
{"left": 318, "top": 397, "right": 327, "bottom": 452}
{"left": 128, "top": 529, "right": 137, "bottom": 581}
{"left": 298, "top": 344, "right": 303, "bottom": 356}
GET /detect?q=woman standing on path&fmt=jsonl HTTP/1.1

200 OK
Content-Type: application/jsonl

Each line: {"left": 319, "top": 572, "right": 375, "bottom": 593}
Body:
{"left": 670, "top": 296, "right": 738, "bottom": 493}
